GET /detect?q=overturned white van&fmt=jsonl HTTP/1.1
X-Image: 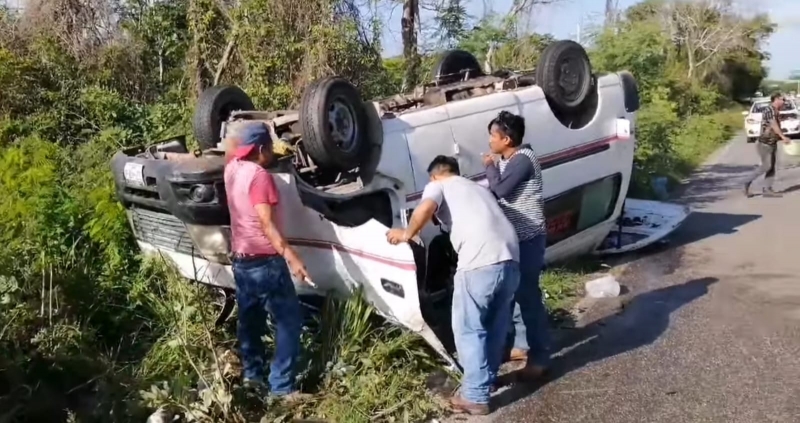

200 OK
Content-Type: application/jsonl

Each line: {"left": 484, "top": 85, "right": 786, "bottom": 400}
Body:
{"left": 111, "top": 40, "right": 652, "bottom": 365}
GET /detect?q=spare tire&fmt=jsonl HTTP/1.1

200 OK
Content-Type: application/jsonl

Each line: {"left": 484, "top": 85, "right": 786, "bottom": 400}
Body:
{"left": 193, "top": 85, "right": 254, "bottom": 150}
{"left": 535, "top": 40, "right": 593, "bottom": 112}
{"left": 433, "top": 50, "right": 484, "bottom": 85}
{"left": 300, "top": 77, "right": 369, "bottom": 171}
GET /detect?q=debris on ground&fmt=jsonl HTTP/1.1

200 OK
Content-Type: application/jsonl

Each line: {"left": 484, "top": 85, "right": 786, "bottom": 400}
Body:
{"left": 585, "top": 275, "right": 621, "bottom": 298}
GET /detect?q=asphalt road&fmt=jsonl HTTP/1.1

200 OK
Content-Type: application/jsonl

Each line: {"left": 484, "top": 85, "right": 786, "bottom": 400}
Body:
{"left": 450, "top": 135, "right": 800, "bottom": 423}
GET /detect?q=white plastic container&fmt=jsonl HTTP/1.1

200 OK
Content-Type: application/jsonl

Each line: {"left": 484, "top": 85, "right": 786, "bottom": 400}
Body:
{"left": 585, "top": 275, "right": 621, "bottom": 298}
{"left": 783, "top": 141, "right": 800, "bottom": 156}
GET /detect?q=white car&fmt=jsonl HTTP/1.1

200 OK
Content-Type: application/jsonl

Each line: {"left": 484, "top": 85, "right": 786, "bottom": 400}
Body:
{"left": 744, "top": 99, "right": 800, "bottom": 142}
{"left": 112, "top": 41, "right": 655, "bottom": 365}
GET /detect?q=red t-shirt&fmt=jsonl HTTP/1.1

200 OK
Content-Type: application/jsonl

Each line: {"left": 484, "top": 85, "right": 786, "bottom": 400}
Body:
{"left": 224, "top": 158, "right": 280, "bottom": 255}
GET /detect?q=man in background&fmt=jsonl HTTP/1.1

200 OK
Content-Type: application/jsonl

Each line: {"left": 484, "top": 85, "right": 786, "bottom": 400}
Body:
{"left": 387, "top": 156, "right": 519, "bottom": 415}
{"left": 745, "top": 92, "right": 791, "bottom": 198}
{"left": 483, "top": 111, "right": 551, "bottom": 381}
{"left": 224, "top": 121, "right": 311, "bottom": 402}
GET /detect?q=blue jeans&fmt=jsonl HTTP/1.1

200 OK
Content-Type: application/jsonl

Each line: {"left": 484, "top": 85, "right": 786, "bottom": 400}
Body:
{"left": 510, "top": 234, "right": 552, "bottom": 367}
{"left": 452, "top": 261, "right": 520, "bottom": 404}
{"left": 232, "top": 255, "right": 302, "bottom": 396}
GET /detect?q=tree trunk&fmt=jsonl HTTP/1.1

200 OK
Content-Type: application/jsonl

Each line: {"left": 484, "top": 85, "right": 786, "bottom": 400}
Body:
{"left": 401, "top": 0, "right": 419, "bottom": 91}
{"left": 604, "top": 0, "right": 615, "bottom": 26}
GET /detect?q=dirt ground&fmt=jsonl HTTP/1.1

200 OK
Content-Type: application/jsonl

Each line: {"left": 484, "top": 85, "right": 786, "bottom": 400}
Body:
{"left": 446, "top": 135, "right": 800, "bottom": 423}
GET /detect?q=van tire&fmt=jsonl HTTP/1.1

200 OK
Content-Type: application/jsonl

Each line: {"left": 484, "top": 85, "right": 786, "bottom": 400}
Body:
{"left": 193, "top": 85, "right": 254, "bottom": 150}
{"left": 536, "top": 40, "right": 593, "bottom": 112}
{"left": 433, "top": 50, "right": 484, "bottom": 85}
{"left": 300, "top": 77, "right": 369, "bottom": 171}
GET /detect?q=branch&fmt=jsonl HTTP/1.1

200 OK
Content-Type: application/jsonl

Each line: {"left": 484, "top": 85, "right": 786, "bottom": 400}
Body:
{"left": 507, "top": 0, "right": 560, "bottom": 20}
{"left": 213, "top": 33, "right": 237, "bottom": 86}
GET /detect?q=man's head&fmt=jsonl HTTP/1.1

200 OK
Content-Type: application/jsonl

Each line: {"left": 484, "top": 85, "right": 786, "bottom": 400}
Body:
{"left": 771, "top": 92, "right": 785, "bottom": 109}
{"left": 427, "top": 155, "right": 460, "bottom": 181}
{"left": 229, "top": 121, "right": 274, "bottom": 167}
{"left": 487, "top": 111, "right": 526, "bottom": 154}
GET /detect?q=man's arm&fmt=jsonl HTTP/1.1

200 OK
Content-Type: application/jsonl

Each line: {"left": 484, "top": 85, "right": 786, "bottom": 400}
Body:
{"left": 485, "top": 154, "right": 534, "bottom": 199}
{"left": 250, "top": 172, "right": 310, "bottom": 281}
{"left": 254, "top": 203, "right": 290, "bottom": 256}
{"left": 387, "top": 182, "right": 444, "bottom": 244}
{"left": 407, "top": 199, "right": 438, "bottom": 238}
{"left": 386, "top": 199, "right": 437, "bottom": 245}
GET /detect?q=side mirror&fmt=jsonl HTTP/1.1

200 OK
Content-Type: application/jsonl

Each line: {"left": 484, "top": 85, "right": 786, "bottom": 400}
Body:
{"left": 741, "top": 111, "right": 749, "bottom": 116}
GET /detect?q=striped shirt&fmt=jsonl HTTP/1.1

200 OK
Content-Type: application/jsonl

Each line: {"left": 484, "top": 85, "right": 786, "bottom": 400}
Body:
{"left": 485, "top": 145, "right": 546, "bottom": 241}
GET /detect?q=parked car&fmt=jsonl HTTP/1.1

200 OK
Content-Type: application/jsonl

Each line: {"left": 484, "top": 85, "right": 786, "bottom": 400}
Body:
{"left": 111, "top": 40, "right": 647, "bottom": 365}
{"left": 743, "top": 98, "right": 800, "bottom": 142}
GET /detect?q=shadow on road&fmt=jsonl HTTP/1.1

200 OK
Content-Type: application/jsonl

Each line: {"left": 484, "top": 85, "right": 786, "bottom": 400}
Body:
{"left": 668, "top": 211, "right": 760, "bottom": 249}
{"left": 676, "top": 164, "right": 754, "bottom": 208}
{"left": 493, "top": 277, "right": 719, "bottom": 408}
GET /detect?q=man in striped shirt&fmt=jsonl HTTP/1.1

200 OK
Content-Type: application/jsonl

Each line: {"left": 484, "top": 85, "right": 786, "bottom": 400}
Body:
{"left": 483, "top": 111, "right": 551, "bottom": 381}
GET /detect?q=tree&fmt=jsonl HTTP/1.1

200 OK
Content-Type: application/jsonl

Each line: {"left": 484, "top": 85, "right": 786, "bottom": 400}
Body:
{"left": 401, "top": 0, "right": 420, "bottom": 90}
{"left": 664, "top": 0, "right": 761, "bottom": 79}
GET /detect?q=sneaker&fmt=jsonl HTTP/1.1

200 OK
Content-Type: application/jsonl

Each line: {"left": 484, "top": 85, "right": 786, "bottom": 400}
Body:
{"left": 763, "top": 189, "right": 783, "bottom": 198}
{"left": 450, "top": 395, "right": 490, "bottom": 415}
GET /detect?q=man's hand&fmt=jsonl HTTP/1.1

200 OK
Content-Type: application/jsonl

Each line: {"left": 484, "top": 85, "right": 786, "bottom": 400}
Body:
{"left": 386, "top": 228, "right": 409, "bottom": 245}
{"left": 482, "top": 153, "right": 496, "bottom": 167}
{"left": 284, "top": 248, "right": 311, "bottom": 284}
{"left": 783, "top": 136, "right": 792, "bottom": 144}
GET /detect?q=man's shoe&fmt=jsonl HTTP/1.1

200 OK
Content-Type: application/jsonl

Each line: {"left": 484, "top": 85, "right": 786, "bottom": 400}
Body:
{"left": 275, "top": 391, "right": 313, "bottom": 405}
{"left": 763, "top": 189, "right": 783, "bottom": 198}
{"left": 509, "top": 348, "right": 528, "bottom": 361}
{"left": 242, "top": 377, "right": 266, "bottom": 390}
{"left": 744, "top": 182, "right": 753, "bottom": 198}
{"left": 450, "top": 395, "right": 490, "bottom": 415}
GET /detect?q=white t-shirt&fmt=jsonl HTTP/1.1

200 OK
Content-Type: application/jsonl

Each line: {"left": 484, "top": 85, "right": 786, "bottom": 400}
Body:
{"left": 421, "top": 176, "right": 519, "bottom": 271}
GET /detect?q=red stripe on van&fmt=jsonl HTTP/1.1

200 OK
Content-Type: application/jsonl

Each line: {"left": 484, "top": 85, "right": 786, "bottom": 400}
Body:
{"left": 404, "top": 134, "right": 623, "bottom": 202}
{"left": 288, "top": 238, "right": 418, "bottom": 271}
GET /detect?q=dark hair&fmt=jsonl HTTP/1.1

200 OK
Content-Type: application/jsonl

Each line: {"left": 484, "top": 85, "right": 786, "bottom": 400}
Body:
{"left": 427, "top": 155, "right": 460, "bottom": 176}
{"left": 487, "top": 110, "right": 526, "bottom": 147}
{"left": 771, "top": 92, "right": 784, "bottom": 102}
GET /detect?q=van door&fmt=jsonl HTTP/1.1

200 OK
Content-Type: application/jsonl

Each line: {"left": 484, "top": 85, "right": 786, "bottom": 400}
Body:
{"left": 445, "top": 91, "right": 522, "bottom": 178}
{"left": 388, "top": 108, "right": 457, "bottom": 197}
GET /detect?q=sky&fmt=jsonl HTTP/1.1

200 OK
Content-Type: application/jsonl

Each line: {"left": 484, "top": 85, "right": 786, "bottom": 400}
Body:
{"left": 378, "top": 0, "right": 800, "bottom": 80}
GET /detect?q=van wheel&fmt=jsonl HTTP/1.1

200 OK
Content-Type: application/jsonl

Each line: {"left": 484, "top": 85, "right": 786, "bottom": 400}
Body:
{"left": 300, "top": 77, "right": 369, "bottom": 171}
{"left": 536, "top": 40, "right": 593, "bottom": 112}
{"left": 433, "top": 50, "right": 484, "bottom": 85}
{"left": 193, "top": 85, "right": 254, "bottom": 151}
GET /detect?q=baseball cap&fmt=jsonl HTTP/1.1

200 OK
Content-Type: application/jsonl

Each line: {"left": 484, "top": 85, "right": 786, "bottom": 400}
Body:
{"left": 232, "top": 122, "right": 272, "bottom": 159}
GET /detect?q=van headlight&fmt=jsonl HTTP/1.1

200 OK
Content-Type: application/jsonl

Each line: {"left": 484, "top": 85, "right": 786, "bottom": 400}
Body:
{"left": 184, "top": 224, "right": 232, "bottom": 264}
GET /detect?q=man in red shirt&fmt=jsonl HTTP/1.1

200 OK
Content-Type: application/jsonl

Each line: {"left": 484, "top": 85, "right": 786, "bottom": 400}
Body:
{"left": 224, "top": 121, "right": 311, "bottom": 400}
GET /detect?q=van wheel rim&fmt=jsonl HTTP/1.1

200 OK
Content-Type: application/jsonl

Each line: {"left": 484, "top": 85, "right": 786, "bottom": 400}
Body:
{"left": 558, "top": 56, "right": 583, "bottom": 100}
{"left": 328, "top": 98, "right": 358, "bottom": 153}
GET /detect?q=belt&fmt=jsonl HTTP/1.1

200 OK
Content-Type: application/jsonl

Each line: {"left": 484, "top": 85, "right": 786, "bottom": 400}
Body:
{"left": 230, "top": 252, "right": 279, "bottom": 261}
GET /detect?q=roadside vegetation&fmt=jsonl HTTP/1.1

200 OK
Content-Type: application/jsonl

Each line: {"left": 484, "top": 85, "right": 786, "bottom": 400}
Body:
{"left": 0, "top": 0, "right": 772, "bottom": 421}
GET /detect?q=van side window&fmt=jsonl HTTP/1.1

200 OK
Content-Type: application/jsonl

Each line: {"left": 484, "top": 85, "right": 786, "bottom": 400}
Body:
{"left": 620, "top": 72, "right": 640, "bottom": 113}
{"left": 544, "top": 174, "right": 622, "bottom": 246}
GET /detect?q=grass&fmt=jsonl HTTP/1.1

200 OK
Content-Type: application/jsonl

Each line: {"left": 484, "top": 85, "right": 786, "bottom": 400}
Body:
{"left": 541, "top": 260, "right": 605, "bottom": 319}
{"left": 132, "top": 264, "right": 445, "bottom": 423}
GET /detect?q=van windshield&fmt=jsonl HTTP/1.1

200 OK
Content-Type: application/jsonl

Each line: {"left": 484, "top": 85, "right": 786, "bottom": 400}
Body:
{"left": 752, "top": 100, "right": 796, "bottom": 113}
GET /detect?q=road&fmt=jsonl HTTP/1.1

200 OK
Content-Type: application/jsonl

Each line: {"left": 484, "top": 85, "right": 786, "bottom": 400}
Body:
{"left": 453, "top": 135, "right": 800, "bottom": 423}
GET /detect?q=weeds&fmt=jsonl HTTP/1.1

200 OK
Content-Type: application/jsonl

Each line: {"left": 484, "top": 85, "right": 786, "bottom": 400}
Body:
{"left": 541, "top": 260, "right": 605, "bottom": 316}
{"left": 136, "top": 264, "right": 444, "bottom": 423}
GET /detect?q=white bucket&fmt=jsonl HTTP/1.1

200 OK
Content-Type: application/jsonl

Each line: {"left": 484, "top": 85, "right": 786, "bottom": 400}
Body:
{"left": 783, "top": 141, "right": 800, "bottom": 156}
